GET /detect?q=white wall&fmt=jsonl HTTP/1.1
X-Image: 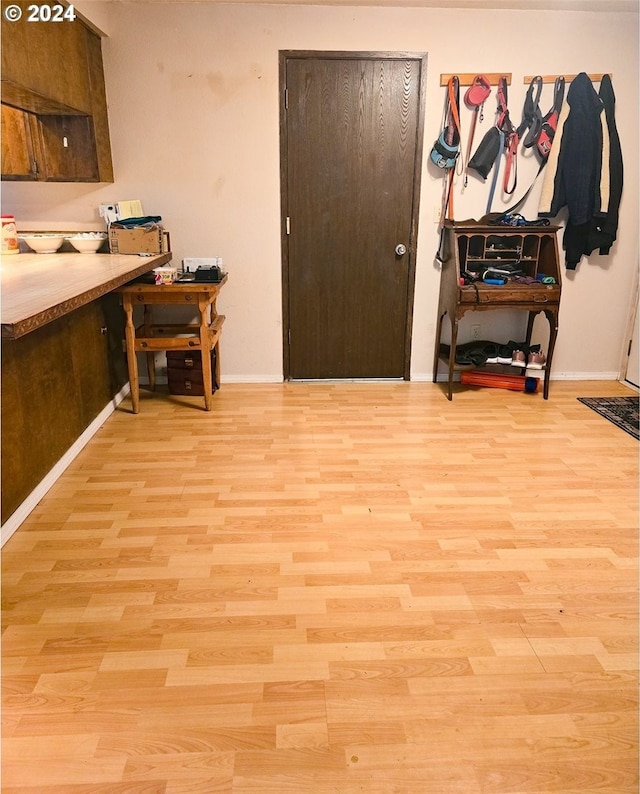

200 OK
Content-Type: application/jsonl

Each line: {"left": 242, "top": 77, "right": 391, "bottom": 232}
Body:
{"left": 5, "top": 2, "right": 638, "bottom": 382}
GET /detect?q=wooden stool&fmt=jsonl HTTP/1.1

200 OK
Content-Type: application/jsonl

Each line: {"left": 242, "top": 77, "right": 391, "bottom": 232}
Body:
{"left": 116, "top": 276, "right": 226, "bottom": 413}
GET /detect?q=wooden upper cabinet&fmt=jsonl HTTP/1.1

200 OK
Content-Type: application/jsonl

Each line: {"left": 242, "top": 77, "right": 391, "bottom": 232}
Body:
{"left": 1, "top": 1, "right": 113, "bottom": 182}
{"left": 2, "top": 7, "right": 91, "bottom": 113}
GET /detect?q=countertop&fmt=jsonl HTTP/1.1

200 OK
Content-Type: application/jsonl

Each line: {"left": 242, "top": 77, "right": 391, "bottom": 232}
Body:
{"left": 1, "top": 251, "right": 172, "bottom": 339}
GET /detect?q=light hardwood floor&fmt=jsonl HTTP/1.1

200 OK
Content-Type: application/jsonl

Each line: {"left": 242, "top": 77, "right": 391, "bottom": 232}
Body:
{"left": 2, "top": 380, "right": 638, "bottom": 793}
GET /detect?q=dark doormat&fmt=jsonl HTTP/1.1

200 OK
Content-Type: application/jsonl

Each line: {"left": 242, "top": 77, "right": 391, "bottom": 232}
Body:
{"left": 577, "top": 396, "right": 639, "bottom": 440}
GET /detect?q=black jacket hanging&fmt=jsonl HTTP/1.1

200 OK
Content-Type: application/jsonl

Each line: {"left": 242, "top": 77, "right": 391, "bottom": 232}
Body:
{"left": 585, "top": 74, "right": 623, "bottom": 256}
{"left": 538, "top": 72, "right": 608, "bottom": 269}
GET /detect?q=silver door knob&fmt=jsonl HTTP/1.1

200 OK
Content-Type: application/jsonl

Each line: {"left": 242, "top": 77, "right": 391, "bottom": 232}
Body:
{"left": 395, "top": 244, "right": 407, "bottom": 256}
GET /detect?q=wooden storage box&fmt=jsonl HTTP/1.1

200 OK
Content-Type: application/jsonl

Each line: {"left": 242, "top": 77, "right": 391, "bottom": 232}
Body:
{"left": 166, "top": 350, "right": 217, "bottom": 396}
{"left": 109, "top": 226, "right": 169, "bottom": 255}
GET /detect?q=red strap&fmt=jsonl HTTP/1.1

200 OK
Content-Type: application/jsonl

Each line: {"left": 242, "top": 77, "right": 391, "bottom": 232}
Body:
{"left": 496, "top": 77, "right": 518, "bottom": 195}
{"left": 502, "top": 133, "right": 519, "bottom": 195}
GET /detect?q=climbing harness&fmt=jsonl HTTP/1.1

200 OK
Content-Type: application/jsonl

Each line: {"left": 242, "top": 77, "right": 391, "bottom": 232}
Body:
{"left": 537, "top": 76, "right": 565, "bottom": 158}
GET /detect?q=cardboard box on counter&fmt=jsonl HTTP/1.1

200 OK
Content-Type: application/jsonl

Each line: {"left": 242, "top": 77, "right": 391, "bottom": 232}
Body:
{"left": 109, "top": 226, "right": 170, "bottom": 255}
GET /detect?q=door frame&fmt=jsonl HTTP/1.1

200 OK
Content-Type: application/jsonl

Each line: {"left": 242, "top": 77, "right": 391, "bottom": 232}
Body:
{"left": 619, "top": 262, "right": 639, "bottom": 388}
{"left": 279, "top": 50, "right": 428, "bottom": 381}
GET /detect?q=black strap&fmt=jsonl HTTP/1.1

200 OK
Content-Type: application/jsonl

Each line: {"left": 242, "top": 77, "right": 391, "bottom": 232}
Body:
{"left": 502, "top": 158, "right": 546, "bottom": 216}
{"left": 541, "top": 76, "right": 565, "bottom": 126}
{"left": 517, "top": 76, "right": 544, "bottom": 148}
{"left": 496, "top": 77, "right": 518, "bottom": 195}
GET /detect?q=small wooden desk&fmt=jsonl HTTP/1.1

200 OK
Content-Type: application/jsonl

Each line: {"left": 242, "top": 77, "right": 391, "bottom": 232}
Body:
{"left": 116, "top": 276, "right": 227, "bottom": 413}
{"left": 433, "top": 223, "right": 561, "bottom": 400}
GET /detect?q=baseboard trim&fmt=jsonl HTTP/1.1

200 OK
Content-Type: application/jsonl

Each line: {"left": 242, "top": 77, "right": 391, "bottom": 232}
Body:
{"left": 419, "top": 371, "right": 620, "bottom": 383}
{"left": 141, "top": 375, "right": 283, "bottom": 385}
{"left": 1, "top": 384, "right": 130, "bottom": 548}
{"left": 217, "top": 375, "right": 284, "bottom": 384}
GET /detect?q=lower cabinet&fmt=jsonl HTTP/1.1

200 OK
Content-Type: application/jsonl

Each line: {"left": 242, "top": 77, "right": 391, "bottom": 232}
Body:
{"left": 1, "top": 296, "right": 126, "bottom": 524}
{"left": 167, "top": 350, "right": 219, "bottom": 396}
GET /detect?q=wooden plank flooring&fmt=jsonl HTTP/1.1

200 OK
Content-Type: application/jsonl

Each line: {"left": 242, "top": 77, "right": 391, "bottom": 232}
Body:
{"left": 2, "top": 381, "right": 638, "bottom": 793}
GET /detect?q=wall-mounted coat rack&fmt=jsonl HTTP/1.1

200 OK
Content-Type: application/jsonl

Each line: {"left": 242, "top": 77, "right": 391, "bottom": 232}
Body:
{"left": 439, "top": 73, "right": 511, "bottom": 87}
{"left": 523, "top": 73, "right": 611, "bottom": 83}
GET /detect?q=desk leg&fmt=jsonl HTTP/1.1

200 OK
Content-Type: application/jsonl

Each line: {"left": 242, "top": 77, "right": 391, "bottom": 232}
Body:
{"left": 122, "top": 296, "right": 140, "bottom": 414}
{"left": 433, "top": 308, "right": 445, "bottom": 384}
{"left": 447, "top": 316, "right": 459, "bottom": 401}
{"left": 543, "top": 308, "right": 559, "bottom": 400}
{"left": 527, "top": 309, "right": 558, "bottom": 400}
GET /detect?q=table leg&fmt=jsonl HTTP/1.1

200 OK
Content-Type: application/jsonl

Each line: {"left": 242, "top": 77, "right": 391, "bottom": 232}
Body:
{"left": 198, "top": 298, "right": 214, "bottom": 411}
{"left": 142, "top": 306, "right": 156, "bottom": 391}
{"left": 122, "top": 296, "right": 140, "bottom": 414}
{"left": 214, "top": 341, "right": 221, "bottom": 392}
{"left": 146, "top": 352, "right": 156, "bottom": 391}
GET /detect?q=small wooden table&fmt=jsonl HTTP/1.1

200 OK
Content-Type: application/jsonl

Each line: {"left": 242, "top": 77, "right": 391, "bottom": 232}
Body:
{"left": 116, "top": 276, "right": 227, "bottom": 413}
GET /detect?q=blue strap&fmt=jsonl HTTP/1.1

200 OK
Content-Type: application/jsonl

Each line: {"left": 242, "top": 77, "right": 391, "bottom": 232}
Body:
{"left": 485, "top": 128, "right": 504, "bottom": 214}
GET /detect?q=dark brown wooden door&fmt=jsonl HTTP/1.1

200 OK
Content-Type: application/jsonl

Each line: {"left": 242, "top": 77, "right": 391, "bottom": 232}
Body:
{"left": 281, "top": 52, "right": 426, "bottom": 380}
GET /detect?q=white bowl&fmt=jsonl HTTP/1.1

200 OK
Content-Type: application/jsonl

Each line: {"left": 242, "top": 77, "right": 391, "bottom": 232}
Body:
{"left": 68, "top": 233, "right": 107, "bottom": 254}
{"left": 20, "top": 234, "right": 65, "bottom": 254}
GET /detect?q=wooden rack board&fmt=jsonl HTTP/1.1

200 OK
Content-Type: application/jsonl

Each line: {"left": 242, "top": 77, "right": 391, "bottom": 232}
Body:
{"left": 439, "top": 73, "right": 511, "bottom": 86}
{"left": 438, "top": 73, "right": 611, "bottom": 86}
{"left": 523, "top": 73, "right": 611, "bottom": 83}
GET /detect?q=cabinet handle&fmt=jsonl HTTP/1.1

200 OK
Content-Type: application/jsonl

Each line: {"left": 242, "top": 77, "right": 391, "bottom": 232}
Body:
{"left": 534, "top": 295, "right": 549, "bottom": 303}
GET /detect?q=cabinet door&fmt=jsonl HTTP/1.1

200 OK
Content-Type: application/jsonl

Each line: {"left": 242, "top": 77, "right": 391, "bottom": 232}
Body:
{"left": 69, "top": 299, "right": 114, "bottom": 426}
{"left": 37, "top": 114, "right": 99, "bottom": 181}
{"left": 1, "top": 104, "right": 100, "bottom": 181}
{"left": 1, "top": 2, "right": 92, "bottom": 113}
{"left": 1, "top": 299, "right": 119, "bottom": 525}
{"left": 1, "top": 103, "right": 39, "bottom": 179}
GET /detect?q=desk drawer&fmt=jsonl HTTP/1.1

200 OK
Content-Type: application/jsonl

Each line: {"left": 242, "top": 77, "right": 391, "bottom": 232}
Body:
{"left": 459, "top": 284, "right": 561, "bottom": 304}
{"left": 167, "top": 350, "right": 217, "bottom": 395}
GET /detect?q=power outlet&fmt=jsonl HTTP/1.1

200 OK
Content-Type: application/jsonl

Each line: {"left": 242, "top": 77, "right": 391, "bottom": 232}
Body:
{"left": 99, "top": 204, "right": 118, "bottom": 223}
{"left": 433, "top": 205, "right": 442, "bottom": 223}
{"left": 471, "top": 324, "right": 481, "bottom": 339}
